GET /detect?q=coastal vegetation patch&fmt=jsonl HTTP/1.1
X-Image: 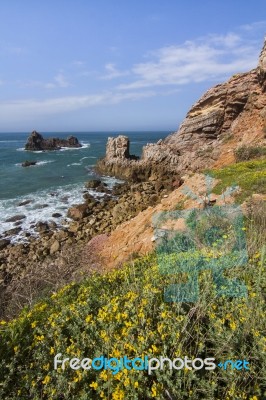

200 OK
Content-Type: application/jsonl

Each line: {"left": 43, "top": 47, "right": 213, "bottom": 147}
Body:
{"left": 0, "top": 199, "right": 265, "bottom": 399}
{"left": 207, "top": 159, "right": 266, "bottom": 203}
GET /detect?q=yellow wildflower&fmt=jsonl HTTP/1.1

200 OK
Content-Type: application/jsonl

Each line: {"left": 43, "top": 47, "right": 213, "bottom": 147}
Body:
{"left": 42, "top": 375, "right": 51, "bottom": 385}
{"left": 90, "top": 381, "right": 98, "bottom": 390}
{"left": 85, "top": 314, "right": 93, "bottom": 323}
{"left": 230, "top": 321, "right": 237, "bottom": 331}
{"left": 151, "top": 385, "right": 157, "bottom": 397}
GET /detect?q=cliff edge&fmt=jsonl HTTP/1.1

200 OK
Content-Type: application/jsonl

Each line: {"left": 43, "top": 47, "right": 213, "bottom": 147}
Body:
{"left": 97, "top": 38, "right": 266, "bottom": 179}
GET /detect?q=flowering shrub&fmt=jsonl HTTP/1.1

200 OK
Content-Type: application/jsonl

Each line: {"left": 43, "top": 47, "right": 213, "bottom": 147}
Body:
{"left": 0, "top": 244, "right": 265, "bottom": 399}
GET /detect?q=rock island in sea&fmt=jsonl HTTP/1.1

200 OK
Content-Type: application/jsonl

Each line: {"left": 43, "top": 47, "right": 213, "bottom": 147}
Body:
{"left": 25, "top": 130, "right": 82, "bottom": 151}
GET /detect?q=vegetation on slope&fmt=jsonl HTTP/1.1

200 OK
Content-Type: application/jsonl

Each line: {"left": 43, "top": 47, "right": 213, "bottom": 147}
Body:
{"left": 207, "top": 159, "right": 266, "bottom": 203}
{"left": 0, "top": 198, "right": 265, "bottom": 400}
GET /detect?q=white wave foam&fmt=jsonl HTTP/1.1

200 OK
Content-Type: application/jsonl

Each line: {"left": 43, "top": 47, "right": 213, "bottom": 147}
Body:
{"left": 101, "top": 176, "right": 124, "bottom": 187}
{"left": 15, "top": 160, "right": 55, "bottom": 167}
{"left": 60, "top": 142, "right": 90, "bottom": 151}
{"left": 0, "top": 140, "right": 24, "bottom": 143}
{"left": 16, "top": 148, "right": 45, "bottom": 153}
{"left": 0, "top": 174, "right": 119, "bottom": 243}
{"left": 37, "top": 160, "right": 55, "bottom": 166}
{"left": 0, "top": 183, "right": 88, "bottom": 243}
{"left": 67, "top": 163, "right": 82, "bottom": 167}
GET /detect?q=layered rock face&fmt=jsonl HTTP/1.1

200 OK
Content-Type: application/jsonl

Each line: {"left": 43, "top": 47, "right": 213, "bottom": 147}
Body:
{"left": 97, "top": 39, "right": 266, "bottom": 178}
{"left": 258, "top": 38, "right": 266, "bottom": 88}
{"left": 25, "top": 131, "right": 81, "bottom": 151}
{"left": 105, "top": 135, "right": 131, "bottom": 160}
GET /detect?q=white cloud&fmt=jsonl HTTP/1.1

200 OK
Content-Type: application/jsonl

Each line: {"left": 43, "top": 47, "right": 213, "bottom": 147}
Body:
{"left": 117, "top": 32, "right": 262, "bottom": 90}
{"left": 1, "top": 24, "right": 265, "bottom": 125}
{"left": 72, "top": 60, "right": 85, "bottom": 67}
{"left": 240, "top": 20, "right": 266, "bottom": 32}
{"left": 100, "top": 63, "right": 130, "bottom": 80}
{"left": 0, "top": 90, "right": 156, "bottom": 120}
{"left": 54, "top": 73, "right": 70, "bottom": 88}
{"left": 18, "top": 72, "right": 71, "bottom": 90}
{"left": 0, "top": 41, "right": 26, "bottom": 56}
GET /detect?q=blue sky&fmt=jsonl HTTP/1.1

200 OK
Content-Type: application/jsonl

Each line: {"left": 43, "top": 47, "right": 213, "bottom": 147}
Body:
{"left": 0, "top": 0, "right": 265, "bottom": 132}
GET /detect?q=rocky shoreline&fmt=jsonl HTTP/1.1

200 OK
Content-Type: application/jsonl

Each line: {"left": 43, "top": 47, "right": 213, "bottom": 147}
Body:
{"left": 0, "top": 162, "right": 177, "bottom": 319}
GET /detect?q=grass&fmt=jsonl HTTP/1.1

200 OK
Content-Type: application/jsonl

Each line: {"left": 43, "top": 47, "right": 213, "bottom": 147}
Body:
{"left": 0, "top": 200, "right": 265, "bottom": 400}
{"left": 206, "top": 159, "right": 266, "bottom": 203}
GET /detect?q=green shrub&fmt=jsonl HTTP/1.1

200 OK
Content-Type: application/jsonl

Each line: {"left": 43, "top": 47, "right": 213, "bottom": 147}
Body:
{"left": 0, "top": 210, "right": 265, "bottom": 399}
{"left": 234, "top": 146, "right": 266, "bottom": 162}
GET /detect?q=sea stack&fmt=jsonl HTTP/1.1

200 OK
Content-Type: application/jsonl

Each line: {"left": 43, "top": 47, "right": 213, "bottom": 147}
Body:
{"left": 25, "top": 131, "right": 82, "bottom": 151}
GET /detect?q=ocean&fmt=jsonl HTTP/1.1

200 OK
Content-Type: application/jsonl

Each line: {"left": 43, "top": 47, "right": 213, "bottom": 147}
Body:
{"left": 0, "top": 131, "right": 170, "bottom": 242}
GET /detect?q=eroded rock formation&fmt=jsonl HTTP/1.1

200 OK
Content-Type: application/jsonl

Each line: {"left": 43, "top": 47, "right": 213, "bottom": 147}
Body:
{"left": 25, "top": 131, "right": 81, "bottom": 151}
{"left": 97, "top": 38, "right": 266, "bottom": 178}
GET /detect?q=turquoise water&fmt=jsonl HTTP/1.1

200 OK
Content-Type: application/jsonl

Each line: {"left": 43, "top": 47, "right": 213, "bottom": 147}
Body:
{"left": 0, "top": 131, "right": 170, "bottom": 241}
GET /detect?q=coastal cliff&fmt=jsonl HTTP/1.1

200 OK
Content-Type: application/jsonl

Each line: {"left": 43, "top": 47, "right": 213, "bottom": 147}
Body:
{"left": 97, "top": 39, "right": 266, "bottom": 179}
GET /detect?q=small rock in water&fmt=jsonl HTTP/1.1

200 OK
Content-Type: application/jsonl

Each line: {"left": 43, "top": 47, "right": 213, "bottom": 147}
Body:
{"left": 34, "top": 204, "right": 49, "bottom": 209}
{"left": 5, "top": 215, "right": 26, "bottom": 223}
{"left": 18, "top": 199, "right": 32, "bottom": 206}
{"left": 4, "top": 227, "right": 22, "bottom": 236}
{"left": 14, "top": 221, "right": 23, "bottom": 226}
{"left": 52, "top": 213, "right": 62, "bottom": 218}
{"left": 22, "top": 160, "right": 37, "bottom": 167}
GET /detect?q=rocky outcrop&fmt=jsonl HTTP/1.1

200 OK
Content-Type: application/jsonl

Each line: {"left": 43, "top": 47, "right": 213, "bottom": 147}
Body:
{"left": 25, "top": 131, "right": 81, "bottom": 151}
{"left": 22, "top": 160, "right": 37, "bottom": 167}
{"left": 97, "top": 38, "right": 266, "bottom": 178}
{"left": 96, "top": 136, "right": 178, "bottom": 181}
{"left": 106, "top": 136, "right": 130, "bottom": 160}
{"left": 258, "top": 37, "right": 266, "bottom": 89}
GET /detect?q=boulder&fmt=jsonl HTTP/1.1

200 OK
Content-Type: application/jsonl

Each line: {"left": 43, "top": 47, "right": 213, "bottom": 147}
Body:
{"left": 4, "top": 227, "right": 22, "bottom": 236}
{"left": 67, "top": 204, "right": 89, "bottom": 220}
{"left": 5, "top": 215, "right": 26, "bottom": 223}
{"left": 50, "top": 240, "right": 60, "bottom": 255}
{"left": 18, "top": 199, "right": 32, "bottom": 206}
{"left": 0, "top": 239, "right": 10, "bottom": 250}
{"left": 85, "top": 179, "right": 102, "bottom": 189}
{"left": 52, "top": 213, "right": 62, "bottom": 218}
{"left": 35, "top": 222, "right": 50, "bottom": 233}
